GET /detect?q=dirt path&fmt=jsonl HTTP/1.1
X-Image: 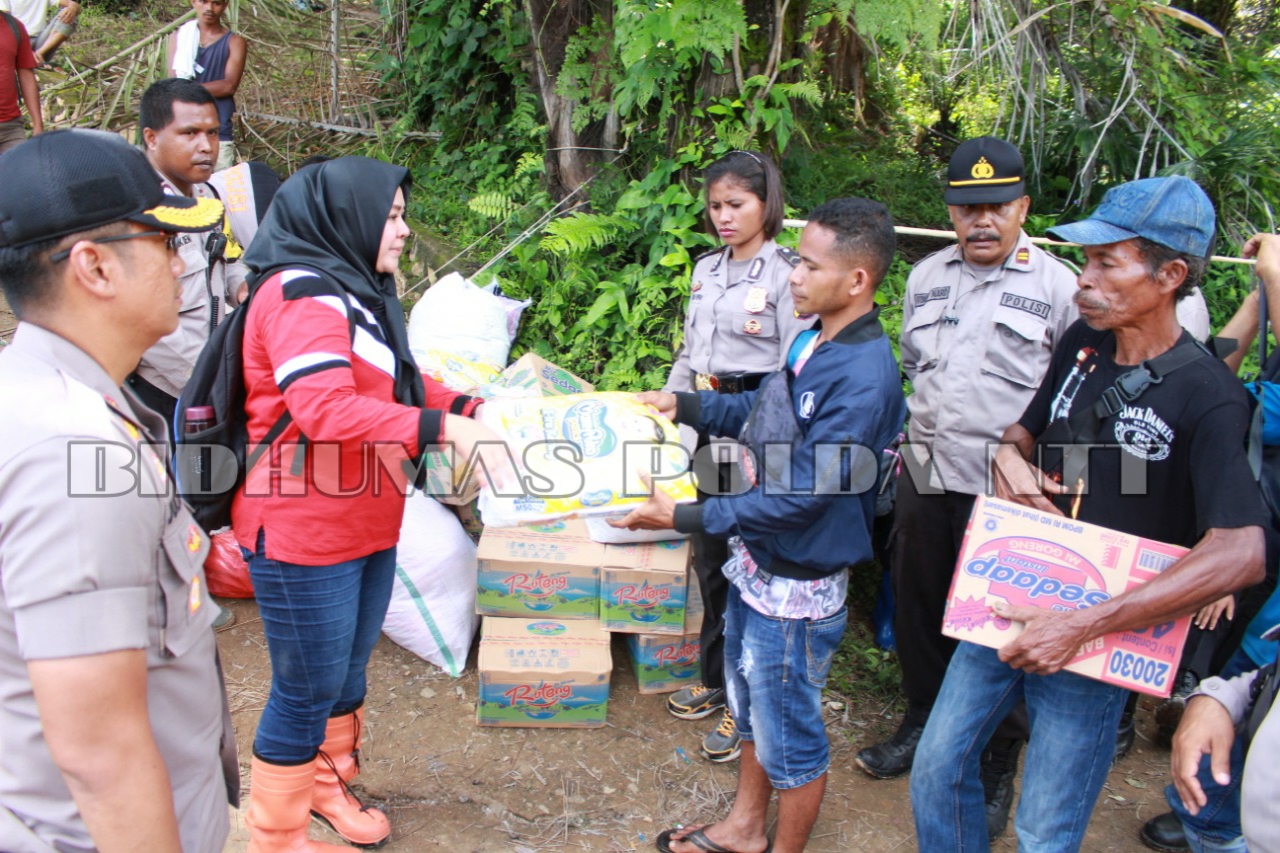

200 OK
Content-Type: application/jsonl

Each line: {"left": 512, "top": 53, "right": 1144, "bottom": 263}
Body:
{"left": 216, "top": 597, "right": 1171, "bottom": 852}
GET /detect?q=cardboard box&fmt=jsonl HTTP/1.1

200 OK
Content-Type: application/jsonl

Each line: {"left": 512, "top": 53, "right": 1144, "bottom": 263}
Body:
{"left": 943, "top": 496, "right": 1191, "bottom": 697}
{"left": 477, "top": 617, "right": 612, "bottom": 727}
{"left": 495, "top": 353, "right": 595, "bottom": 397}
{"left": 627, "top": 632, "right": 702, "bottom": 694}
{"left": 684, "top": 569, "right": 704, "bottom": 634}
{"left": 599, "top": 540, "right": 692, "bottom": 634}
{"left": 476, "top": 520, "right": 605, "bottom": 619}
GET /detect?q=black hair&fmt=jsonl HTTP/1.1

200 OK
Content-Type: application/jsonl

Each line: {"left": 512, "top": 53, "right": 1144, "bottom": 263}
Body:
{"left": 703, "top": 150, "right": 785, "bottom": 241}
{"left": 297, "top": 154, "right": 333, "bottom": 171}
{"left": 0, "top": 223, "right": 129, "bottom": 318}
{"left": 139, "top": 78, "right": 217, "bottom": 132}
{"left": 806, "top": 197, "right": 897, "bottom": 288}
{"left": 1135, "top": 237, "right": 1205, "bottom": 301}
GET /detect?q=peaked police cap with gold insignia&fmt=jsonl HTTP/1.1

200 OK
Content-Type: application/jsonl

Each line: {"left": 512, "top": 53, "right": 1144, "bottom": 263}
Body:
{"left": 0, "top": 129, "right": 223, "bottom": 249}
{"left": 944, "top": 136, "right": 1027, "bottom": 206}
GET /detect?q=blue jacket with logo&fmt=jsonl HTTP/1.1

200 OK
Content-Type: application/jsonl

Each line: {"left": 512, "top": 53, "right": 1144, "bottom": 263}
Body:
{"left": 672, "top": 306, "right": 907, "bottom": 578}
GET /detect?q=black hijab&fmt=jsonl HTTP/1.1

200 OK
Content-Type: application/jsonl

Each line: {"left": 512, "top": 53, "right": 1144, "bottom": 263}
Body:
{"left": 243, "top": 156, "right": 424, "bottom": 408}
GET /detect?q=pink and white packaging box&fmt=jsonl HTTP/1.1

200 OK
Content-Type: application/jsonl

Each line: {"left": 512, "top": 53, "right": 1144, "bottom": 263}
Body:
{"left": 942, "top": 496, "right": 1191, "bottom": 697}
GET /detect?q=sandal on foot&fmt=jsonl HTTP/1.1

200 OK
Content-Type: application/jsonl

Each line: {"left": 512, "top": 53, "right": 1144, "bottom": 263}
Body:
{"left": 656, "top": 826, "right": 772, "bottom": 853}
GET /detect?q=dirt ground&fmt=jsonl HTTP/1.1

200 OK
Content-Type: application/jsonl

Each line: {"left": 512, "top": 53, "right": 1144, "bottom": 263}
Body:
{"left": 215, "top": 597, "right": 1175, "bottom": 853}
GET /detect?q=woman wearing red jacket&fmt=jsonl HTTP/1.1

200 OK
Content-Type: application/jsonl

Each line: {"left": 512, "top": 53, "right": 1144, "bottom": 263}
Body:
{"left": 234, "top": 157, "right": 500, "bottom": 852}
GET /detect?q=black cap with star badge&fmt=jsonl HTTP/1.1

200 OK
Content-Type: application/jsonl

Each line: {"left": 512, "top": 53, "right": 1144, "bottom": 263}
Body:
{"left": 943, "top": 136, "right": 1026, "bottom": 206}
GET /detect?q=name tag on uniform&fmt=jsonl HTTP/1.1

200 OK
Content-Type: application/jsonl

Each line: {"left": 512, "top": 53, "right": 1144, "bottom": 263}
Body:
{"left": 743, "top": 285, "right": 768, "bottom": 314}
{"left": 914, "top": 286, "right": 950, "bottom": 308}
{"left": 999, "top": 292, "right": 1051, "bottom": 319}
{"left": 747, "top": 257, "right": 765, "bottom": 281}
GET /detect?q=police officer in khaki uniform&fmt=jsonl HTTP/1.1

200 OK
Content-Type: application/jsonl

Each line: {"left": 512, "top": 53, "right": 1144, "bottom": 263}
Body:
{"left": 129, "top": 78, "right": 250, "bottom": 429}
{"left": 662, "top": 150, "right": 814, "bottom": 762}
{"left": 0, "top": 129, "right": 237, "bottom": 853}
{"left": 854, "top": 137, "right": 1079, "bottom": 840}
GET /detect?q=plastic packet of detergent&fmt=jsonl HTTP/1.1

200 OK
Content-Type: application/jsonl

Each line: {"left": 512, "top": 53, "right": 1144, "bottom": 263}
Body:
{"left": 477, "top": 392, "right": 698, "bottom": 527}
{"left": 415, "top": 349, "right": 502, "bottom": 394}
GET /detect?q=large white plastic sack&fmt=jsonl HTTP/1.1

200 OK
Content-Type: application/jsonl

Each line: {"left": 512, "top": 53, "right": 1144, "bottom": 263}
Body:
{"left": 383, "top": 491, "right": 479, "bottom": 676}
{"left": 407, "top": 272, "right": 515, "bottom": 371}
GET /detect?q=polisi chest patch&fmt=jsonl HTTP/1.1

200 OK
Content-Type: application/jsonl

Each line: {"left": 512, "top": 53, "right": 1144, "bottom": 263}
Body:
{"left": 999, "top": 292, "right": 1051, "bottom": 319}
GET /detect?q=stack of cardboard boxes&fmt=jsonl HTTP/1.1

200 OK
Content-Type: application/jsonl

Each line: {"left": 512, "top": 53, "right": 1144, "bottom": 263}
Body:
{"left": 475, "top": 519, "right": 702, "bottom": 728}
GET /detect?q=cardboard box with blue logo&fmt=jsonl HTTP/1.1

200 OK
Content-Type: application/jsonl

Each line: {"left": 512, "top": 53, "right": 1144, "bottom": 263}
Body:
{"left": 599, "top": 539, "right": 692, "bottom": 634}
{"left": 942, "top": 496, "right": 1191, "bottom": 697}
{"left": 477, "top": 616, "right": 613, "bottom": 727}
{"left": 475, "top": 519, "right": 605, "bottom": 620}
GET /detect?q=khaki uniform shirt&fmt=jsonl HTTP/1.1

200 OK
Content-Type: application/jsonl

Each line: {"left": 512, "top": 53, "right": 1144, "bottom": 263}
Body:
{"left": 0, "top": 324, "right": 235, "bottom": 853}
{"left": 901, "top": 232, "right": 1079, "bottom": 495}
{"left": 135, "top": 172, "right": 249, "bottom": 399}
{"left": 665, "top": 239, "right": 815, "bottom": 392}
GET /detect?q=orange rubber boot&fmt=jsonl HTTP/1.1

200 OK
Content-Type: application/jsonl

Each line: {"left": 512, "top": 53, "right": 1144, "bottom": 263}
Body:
{"left": 311, "top": 708, "right": 391, "bottom": 848}
{"left": 244, "top": 756, "right": 349, "bottom": 853}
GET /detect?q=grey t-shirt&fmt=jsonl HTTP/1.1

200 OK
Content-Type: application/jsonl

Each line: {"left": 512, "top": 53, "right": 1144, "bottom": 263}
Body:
{"left": 0, "top": 324, "right": 232, "bottom": 853}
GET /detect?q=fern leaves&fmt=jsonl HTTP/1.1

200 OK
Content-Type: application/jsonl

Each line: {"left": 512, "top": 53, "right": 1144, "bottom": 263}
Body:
{"left": 540, "top": 212, "right": 640, "bottom": 256}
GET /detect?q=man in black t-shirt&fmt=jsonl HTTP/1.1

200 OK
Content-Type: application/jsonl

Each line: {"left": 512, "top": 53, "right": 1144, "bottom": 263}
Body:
{"left": 910, "top": 175, "right": 1269, "bottom": 853}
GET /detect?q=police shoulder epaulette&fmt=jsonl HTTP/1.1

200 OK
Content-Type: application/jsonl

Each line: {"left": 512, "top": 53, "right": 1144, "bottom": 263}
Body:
{"left": 693, "top": 247, "right": 725, "bottom": 265}
{"left": 777, "top": 246, "right": 801, "bottom": 267}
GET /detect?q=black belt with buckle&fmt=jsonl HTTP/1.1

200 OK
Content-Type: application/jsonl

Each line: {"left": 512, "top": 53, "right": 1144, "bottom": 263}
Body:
{"left": 697, "top": 372, "right": 768, "bottom": 394}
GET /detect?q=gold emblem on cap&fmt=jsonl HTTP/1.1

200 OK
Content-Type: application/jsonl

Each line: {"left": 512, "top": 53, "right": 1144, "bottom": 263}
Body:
{"left": 971, "top": 157, "right": 996, "bottom": 180}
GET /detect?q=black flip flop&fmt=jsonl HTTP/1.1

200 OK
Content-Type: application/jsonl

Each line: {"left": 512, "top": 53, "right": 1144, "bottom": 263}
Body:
{"left": 655, "top": 826, "right": 772, "bottom": 853}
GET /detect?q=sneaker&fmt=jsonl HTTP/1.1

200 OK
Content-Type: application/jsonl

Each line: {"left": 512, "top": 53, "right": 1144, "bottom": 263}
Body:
{"left": 213, "top": 604, "right": 236, "bottom": 630}
{"left": 1155, "top": 669, "right": 1200, "bottom": 747}
{"left": 1139, "top": 812, "right": 1190, "bottom": 852}
{"left": 981, "top": 739, "right": 1022, "bottom": 841}
{"left": 855, "top": 717, "right": 925, "bottom": 779}
{"left": 667, "top": 684, "right": 726, "bottom": 720}
{"left": 701, "top": 709, "right": 741, "bottom": 763}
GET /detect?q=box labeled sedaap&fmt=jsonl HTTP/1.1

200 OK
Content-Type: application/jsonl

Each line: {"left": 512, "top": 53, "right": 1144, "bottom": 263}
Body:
{"left": 498, "top": 353, "right": 595, "bottom": 397}
{"left": 476, "top": 519, "right": 604, "bottom": 619}
{"left": 477, "top": 617, "right": 611, "bottom": 727}
{"left": 627, "top": 632, "right": 701, "bottom": 694}
{"left": 943, "top": 496, "right": 1191, "bottom": 697}
{"left": 599, "top": 540, "right": 691, "bottom": 634}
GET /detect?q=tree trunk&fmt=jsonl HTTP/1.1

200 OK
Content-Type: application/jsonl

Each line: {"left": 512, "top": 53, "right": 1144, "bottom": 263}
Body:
{"left": 524, "top": 0, "right": 611, "bottom": 199}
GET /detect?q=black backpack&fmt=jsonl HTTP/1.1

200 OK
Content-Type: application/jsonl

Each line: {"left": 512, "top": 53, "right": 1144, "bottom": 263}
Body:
{"left": 174, "top": 278, "right": 357, "bottom": 532}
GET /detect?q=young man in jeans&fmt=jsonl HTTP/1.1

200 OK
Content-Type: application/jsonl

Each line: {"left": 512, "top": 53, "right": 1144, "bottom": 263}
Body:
{"left": 611, "top": 197, "right": 906, "bottom": 853}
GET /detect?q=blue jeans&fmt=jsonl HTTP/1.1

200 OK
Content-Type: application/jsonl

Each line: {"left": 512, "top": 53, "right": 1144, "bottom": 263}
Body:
{"left": 1166, "top": 738, "right": 1247, "bottom": 853}
{"left": 244, "top": 531, "right": 397, "bottom": 763}
{"left": 911, "top": 641, "right": 1128, "bottom": 852}
{"left": 723, "top": 585, "right": 847, "bottom": 789}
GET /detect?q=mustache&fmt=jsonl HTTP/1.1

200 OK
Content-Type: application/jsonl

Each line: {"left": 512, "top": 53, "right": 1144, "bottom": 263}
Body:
{"left": 1074, "top": 291, "right": 1107, "bottom": 310}
{"left": 965, "top": 231, "right": 1000, "bottom": 243}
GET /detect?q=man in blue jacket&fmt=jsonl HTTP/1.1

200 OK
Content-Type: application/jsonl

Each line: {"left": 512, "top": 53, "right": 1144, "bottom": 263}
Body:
{"left": 611, "top": 196, "right": 907, "bottom": 853}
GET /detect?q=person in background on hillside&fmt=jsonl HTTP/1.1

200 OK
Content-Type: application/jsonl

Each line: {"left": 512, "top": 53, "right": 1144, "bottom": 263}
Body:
{"left": 612, "top": 197, "right": 906, "bottom": 853}
{"left": 0, "top": 6, "right": 40, "bottom": 155}
{"left": 661, "top": 149, "right": 815, "bottom": 764}
{"left": 167, "top": 0, "right": 245, "bottom": 171}
{"left": 854, "top": 137, "right": 1078, "bottom": 840}
{"left": 233, "top": 156, "right": 507, "bottom": 852}
{"left": 912, "top": 175, "right": 1268, "bottom": 853}
{"left": 0, "top": 128, "right": 235, "bottom": 853}
{"left": 0, "top": 0, "right": 79, "bottom": 66}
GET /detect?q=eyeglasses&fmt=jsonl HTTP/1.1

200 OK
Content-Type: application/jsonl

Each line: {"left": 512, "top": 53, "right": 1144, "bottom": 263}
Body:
{"left": 49, "top": 230, "right": 180, "bottom": 263}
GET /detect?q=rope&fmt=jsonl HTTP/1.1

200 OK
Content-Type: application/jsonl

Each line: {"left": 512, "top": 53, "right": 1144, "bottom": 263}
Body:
{"left": 780, "top": 219, "right": 1256, "bottom": 266}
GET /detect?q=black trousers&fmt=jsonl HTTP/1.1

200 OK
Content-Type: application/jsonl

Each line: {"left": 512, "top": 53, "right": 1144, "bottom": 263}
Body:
{"left": 690, "top": 433, "right": 735, "bottom": 691}
{"left": 891, "top": 472, "right": 1029, "bottom": 739}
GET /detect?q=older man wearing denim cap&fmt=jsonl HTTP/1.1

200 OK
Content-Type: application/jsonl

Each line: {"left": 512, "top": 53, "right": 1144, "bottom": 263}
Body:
{"left": 910, "top": 175, "right": 1269, "bottom": 853}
